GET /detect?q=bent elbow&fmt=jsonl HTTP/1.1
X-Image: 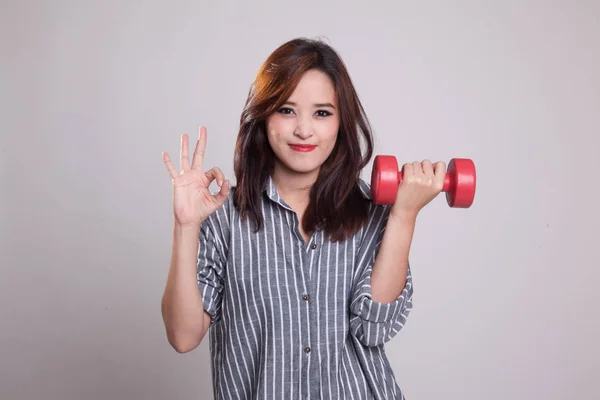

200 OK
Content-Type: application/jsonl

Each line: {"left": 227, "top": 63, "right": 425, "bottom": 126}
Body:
{"left": 168, "top": 333, "right": 201, "bottom": 353}
{"left": 162, "top": 304, "right": 211, "bottom": 354}
{"left": 172, "top": 341, "right": 197, "bottom": 354}
{"left": 165, "top": 325, "right": 207, "bottom": 353}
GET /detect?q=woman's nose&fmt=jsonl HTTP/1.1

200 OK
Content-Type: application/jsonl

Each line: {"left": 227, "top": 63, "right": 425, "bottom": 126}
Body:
{"left": 293, "top": 118, "right": 313, "bottom": 139}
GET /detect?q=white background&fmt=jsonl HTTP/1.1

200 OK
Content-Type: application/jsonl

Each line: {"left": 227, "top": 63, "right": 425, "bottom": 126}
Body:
{"left": 1, "top": 0, "right": 598, "bottom": 399}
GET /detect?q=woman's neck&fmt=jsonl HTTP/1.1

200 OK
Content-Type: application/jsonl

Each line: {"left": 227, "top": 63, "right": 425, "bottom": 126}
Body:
{"left": 271, "top": 165, "right": 318, "bottom": 206}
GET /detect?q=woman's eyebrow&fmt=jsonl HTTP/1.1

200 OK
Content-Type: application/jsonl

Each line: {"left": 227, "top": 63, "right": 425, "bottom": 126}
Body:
{"left": 283, "top": 101, "right": 336, "bottom": 109}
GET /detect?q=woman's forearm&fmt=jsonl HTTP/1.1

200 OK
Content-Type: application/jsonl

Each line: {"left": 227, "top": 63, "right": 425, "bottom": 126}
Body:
{"left": 161, "top": 221, "right": 209, "bottom": 353}
{"left": 370, "top": 211, "right": 416, "bottom": 304}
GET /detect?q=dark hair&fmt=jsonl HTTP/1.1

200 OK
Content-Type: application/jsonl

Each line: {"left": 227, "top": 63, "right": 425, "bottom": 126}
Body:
{"left": 233, "top": 37, "right": 374, "bottom": 242}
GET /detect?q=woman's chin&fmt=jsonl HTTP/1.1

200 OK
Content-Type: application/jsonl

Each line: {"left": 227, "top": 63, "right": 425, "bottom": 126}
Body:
{"left": 277, "top": 159, "right": 321, "bottom": 175}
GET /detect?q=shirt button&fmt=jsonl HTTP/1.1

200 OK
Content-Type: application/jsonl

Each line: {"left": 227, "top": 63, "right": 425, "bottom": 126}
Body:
{"left": 311, "top": 243, "right": 317, "bottom": 250}
{"left": 302, "top": 294, "right": 309, "bottom": 301}
{"left": 304, "top": 346, "right": 311, "bottom": 353}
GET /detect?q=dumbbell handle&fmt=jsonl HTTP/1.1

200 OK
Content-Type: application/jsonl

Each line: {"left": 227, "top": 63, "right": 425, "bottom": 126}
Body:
{"left": 396, "top": 171, "right": 454, "bottom": 192}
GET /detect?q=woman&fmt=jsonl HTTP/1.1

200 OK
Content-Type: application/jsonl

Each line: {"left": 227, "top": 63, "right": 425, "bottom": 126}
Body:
{"left": 161, "top": 37, "right": 446, "bottom": 399}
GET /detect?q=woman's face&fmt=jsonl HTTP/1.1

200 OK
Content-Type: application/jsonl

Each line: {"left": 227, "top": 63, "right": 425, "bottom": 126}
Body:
{"left": 266, "top": 69, "right": 340, "bottom": 179}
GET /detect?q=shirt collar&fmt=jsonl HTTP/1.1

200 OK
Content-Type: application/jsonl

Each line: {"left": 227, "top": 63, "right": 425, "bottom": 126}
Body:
{"left": 262, "top": 175, "right": 292, "bottom": 211}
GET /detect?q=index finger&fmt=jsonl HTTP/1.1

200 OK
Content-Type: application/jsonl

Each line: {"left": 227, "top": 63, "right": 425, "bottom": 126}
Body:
{"left": 191, "top": 126, "right": 207, "bottom": 171}
{"left": 434, "top": 161, "right": 447, "bottom": 177}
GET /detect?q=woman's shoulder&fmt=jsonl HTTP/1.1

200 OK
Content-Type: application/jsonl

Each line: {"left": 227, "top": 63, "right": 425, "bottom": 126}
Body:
{"left": 357, "top": 178, "right": 373, "bottom": 201}
{"left": 356, "top": 177, "right": 393, "bottom": 235}
{"left": 357, "top": 178, "right": 392, "bottom": 213}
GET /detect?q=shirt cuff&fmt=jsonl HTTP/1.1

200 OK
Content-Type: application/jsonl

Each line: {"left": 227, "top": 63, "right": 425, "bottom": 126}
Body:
{"left": 352, "top": 283, "right": 411, "bottom": 323}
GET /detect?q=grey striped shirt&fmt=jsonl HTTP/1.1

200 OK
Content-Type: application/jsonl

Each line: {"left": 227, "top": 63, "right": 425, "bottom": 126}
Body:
{"left": 196, "top": 175, "right": 413, "bottom": 399}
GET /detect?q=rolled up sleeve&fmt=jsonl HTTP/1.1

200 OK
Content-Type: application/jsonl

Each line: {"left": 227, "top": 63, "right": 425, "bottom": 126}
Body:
{"left": 196, "top": 215, "right": 227, "bottom": 325}
{"left": 349, "top": 205, "right": 414, "bottom": 347}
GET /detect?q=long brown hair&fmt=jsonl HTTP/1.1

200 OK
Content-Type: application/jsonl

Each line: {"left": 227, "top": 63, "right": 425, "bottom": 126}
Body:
{"left": 233, "top": 37, "right": 374, "bottom": 242}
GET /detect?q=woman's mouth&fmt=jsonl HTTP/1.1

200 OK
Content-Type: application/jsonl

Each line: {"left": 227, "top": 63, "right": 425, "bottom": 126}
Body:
{"left": 289, "top": 144, "right": 317, "bottom": 152}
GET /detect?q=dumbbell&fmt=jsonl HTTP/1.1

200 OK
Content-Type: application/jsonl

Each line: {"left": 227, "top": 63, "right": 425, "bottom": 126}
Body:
{"left": 370, "top": 155, "right": 476, "bottom": 208}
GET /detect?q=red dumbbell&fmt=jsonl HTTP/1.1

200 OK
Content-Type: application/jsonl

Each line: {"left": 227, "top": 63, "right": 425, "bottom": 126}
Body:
{"left": 370, "top": 155, "right": 476, "bottom": 208}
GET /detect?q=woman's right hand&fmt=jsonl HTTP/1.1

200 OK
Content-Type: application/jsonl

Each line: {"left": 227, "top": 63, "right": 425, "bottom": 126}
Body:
{"left": 162, "top": 126, "right": 230, "bottom": 228}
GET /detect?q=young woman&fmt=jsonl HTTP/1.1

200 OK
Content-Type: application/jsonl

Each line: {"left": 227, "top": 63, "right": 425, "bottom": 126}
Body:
{"left": 161, "top": 37, "right": 446, "bottom": 400}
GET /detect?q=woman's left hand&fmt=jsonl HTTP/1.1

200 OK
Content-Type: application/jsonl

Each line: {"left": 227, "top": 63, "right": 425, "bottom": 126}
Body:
{"left": 390, "top": 160, "right": 447, "bottom": 219}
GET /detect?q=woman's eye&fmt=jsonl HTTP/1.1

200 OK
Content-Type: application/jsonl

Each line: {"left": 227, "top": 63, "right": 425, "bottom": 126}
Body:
{"left": 277, "top": 108, "right": 331, "bottom": 117}
{"left": 278, "top": 107, "right": 294, "bottom": 115}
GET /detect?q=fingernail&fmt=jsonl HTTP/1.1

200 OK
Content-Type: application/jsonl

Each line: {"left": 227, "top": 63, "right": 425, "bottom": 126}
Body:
{"left": 218, "top": 180, "right": 223, "bottom": 186}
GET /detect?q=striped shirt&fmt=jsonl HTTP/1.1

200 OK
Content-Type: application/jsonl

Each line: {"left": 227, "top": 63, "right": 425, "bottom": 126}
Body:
{"left": 196, "top": 175, "right": 414, "bottom": 399}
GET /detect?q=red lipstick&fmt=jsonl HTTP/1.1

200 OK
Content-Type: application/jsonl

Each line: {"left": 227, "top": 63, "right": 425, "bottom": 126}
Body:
{"left": 289, "top": 144, "right": 317, "bottom": 152}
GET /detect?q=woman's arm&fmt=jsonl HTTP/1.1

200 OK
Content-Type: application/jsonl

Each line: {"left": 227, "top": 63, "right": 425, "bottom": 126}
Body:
{"left": 371, "top": 159, "right": 446, "bottom": 303}
{"left": 161, "top": 222, "right": 211, "bottom": 353}
{"left": 369, "top": 211, "right": 416, "bottom": 304}
{"left": 349, "top": 205, "right": 414, "bottom": 347}
{"left": 348, "top": 160, "right": 444, "bottom": 346}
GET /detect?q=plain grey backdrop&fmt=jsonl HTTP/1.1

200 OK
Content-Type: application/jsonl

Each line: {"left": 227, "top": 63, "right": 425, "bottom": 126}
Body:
{"left": 1, "top": 0, "right": 599, "bottom": 399}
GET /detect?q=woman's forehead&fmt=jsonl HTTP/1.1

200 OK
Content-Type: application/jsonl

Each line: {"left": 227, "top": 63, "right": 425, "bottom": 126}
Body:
{"left": 287, "top": 70, "right": 336, "bottom": 105}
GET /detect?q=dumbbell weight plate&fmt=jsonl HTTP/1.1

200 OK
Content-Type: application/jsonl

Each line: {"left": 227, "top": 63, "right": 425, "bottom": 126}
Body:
{"left": 445, "top": 158, "right": 476, "bottom": 208}
{"left": 371, "top": 155, "right": 398, "bottom": 205}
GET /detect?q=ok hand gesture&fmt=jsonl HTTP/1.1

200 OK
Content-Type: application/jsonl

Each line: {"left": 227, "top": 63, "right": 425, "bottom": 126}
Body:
{"left": 162, "top": 126, "right": 230, "bottom": 228}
